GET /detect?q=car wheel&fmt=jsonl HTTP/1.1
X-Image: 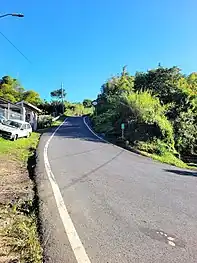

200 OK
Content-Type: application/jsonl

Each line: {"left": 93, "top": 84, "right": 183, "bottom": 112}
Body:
{"left": 12, "top": 134, "right": 18, "bottom": 141}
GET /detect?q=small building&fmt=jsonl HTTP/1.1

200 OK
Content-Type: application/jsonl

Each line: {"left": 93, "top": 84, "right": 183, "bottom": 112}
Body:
{"left": 0, "top": 98, "right": 42, "bottom": 131}
{"left": 16, "top": 101, "right": 42, "bottom": 131}
{"left": 0, "top": 98, "right": 23, "bottom": 121}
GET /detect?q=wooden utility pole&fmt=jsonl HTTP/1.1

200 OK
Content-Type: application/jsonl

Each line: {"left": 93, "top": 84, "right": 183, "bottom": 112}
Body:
{"left": 61, "top": 82, "right": 64, "bottom": 114}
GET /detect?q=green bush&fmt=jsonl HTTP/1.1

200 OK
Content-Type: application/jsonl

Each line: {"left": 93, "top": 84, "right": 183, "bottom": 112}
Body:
{"left": 92, "top": 110, "right": 115, "bottom": 133}
{"left": 136, "top": 139, "right": 176, "bottom": 156}
{"left": 37, "top": 115, "right": 53, "bottom": 129}
{"left": 174, "top": 109, "right": 197, "bottom": 154}
{"left": 123, "top": 91, "right": 175, "bottom": 148}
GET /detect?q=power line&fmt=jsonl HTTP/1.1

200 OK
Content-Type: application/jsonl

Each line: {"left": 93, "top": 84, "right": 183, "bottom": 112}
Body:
{"left": 0, "top": 31, "right": 31, "bottom": 63}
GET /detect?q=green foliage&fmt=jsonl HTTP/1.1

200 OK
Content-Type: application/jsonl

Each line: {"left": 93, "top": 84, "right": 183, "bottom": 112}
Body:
{"left": 147, "top": 151, "right": 187, "bottom": 168}
{"left": 0, "top": 134, "right": 42, "bottom": 262}
{"left": 3, "top": 210, "right": 42, "bottom": 263}
{"left": 92, "top": 109, "right": 116, "bottom": 133}
{"left": 22, "top": 90, "right": 42, "bottom": 105}
{"left": 37, "top": 115, "right": 53, "bottom": 129}
{"left": 123, "top": 91, "right": 174, "bottom": 147}
{"left": 83, "top": 99, "right": 92, "bottom": 108}
{"left": 136, "top": 139, "right": 177, "bottom": 156}
{"left": 134, "top": 66, "right": 183, "bottom": 104}
{"left": 50, "top": 88, "right": 66, "bottom": 100}
{"left": 0, "top": 75, "right": 42, "bottom": 106}
{"left": 174, "top": 109, "right": 197, "bottom": 154}
{"left": 0, "top": 133, "right": 40, "bottom": 162}
{"left": 93, "top": 65, "right": 197, "bottom": 166}
{"left": 64, "top": 101, "right": 93, "bottom": 116}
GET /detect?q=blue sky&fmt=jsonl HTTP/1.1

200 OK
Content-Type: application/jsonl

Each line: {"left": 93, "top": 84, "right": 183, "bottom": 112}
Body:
{"left": 1, "top": 0, "right": 197, "bottom": 102}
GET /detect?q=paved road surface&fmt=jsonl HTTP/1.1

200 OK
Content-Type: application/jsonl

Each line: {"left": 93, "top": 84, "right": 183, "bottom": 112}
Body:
{"left": 37, "top": 116, "right": 197, "bottom": 263}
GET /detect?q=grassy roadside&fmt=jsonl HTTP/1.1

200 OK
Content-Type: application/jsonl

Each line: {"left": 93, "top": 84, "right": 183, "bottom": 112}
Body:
{"left": 37, "top": 115, "right": 66, "bottom": 134}
{"left": 51, "top": 115, "right": 66, "bottom": 127}
{"left": 123, "top": 144, "right": 196, "bottom": 169}
{"left": 91, "top": 120, "right": 196, "bottom": 170}
{"left": 116, "top": 139, "right": 196, "bottom": 169}
{"left": 135, "top": 149, "right": 189, "bottom": 169}
{"left": 0, "top": 133, "right": 42, "bottom": 263}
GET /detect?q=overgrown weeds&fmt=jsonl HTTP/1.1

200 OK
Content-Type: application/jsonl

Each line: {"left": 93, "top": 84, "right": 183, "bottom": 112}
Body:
{"left": 0, "top": 202, "right": 42, "bottom": 263}
{"left": 0, "top": 133, "right": 42, "bottom": 262}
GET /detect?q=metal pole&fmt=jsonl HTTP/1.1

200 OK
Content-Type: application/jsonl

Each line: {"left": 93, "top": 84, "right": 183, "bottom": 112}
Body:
{"left": 61, "top": 82, "right": 64, "bottom": 114}
{"left": 122, "top": 129, "right": 124, "bottom": 139}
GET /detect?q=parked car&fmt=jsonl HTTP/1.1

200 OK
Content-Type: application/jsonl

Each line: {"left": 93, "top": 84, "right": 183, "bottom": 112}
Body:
{"left": 0, "top": 119, "right": 32, "bottom": 141}
{"left": 0, "top": 115, "right": 6, "bottom": 124}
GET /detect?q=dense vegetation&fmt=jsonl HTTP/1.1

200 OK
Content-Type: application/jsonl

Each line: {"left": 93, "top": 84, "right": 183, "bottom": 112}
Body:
{"left": 1, "top": 67, "right": 197, "bottom": 167}
{"left": 0, "top": 76, "right": 93, "bottom": 117}
{"left": 0, "top": 76, "right": 42, "bottom": 105}
{"left": 92, "top": 66, "right": 197, "bottom": 167}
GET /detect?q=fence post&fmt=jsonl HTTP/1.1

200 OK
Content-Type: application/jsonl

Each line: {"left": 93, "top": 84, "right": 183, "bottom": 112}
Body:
{"left": 7, "top": 103, "right": 10, "bottom": 119}
{"left": 22, "top": 106, "right": 26, "bottom": 121}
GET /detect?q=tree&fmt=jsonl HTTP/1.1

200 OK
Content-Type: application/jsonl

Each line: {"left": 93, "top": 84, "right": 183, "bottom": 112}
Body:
{"left": 22, "top": 90, "right": 42, "bottom": 106}
{"left": 0, "top": 75, "right": 42, "bottom": 106}
{"left": 50, "top": 88, "right": 66, "bottom": 101}
{"left": 0, "top": 75, "right": 24, "bottom": 102}
{"left": 83, "top": 99, "right": 92, "bottom": 108}
{"left": 92, "top": 66, "right": 197, "bottom": 163}
{"left": 134, "top": 66, "right": 183, "bottom": 105}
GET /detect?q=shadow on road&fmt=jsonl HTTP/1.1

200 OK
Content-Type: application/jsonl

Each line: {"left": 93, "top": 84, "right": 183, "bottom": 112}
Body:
{"left": 164, "top": 169, "right": 197, "bottom": 177}
{"left": 50, "top": 117, "right": 108, "bottom": 144}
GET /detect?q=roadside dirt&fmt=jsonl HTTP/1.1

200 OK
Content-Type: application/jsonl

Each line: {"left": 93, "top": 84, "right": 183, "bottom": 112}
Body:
{"left": 0, "top": 156, "right": 34, "bottom": 263}
{"left": 0, "top": 157, "right": 33, "bottom": 205}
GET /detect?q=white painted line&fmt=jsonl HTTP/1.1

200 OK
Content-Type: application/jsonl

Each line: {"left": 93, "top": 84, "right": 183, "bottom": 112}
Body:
{"left": 168, "top": 240, "right": 176, "bottom": 247}
{"left": 83, "top": 116, "right": 128, "bottom": 153}
{"left": 83, "top": 116, "right": 154, "bottom": 158}
{"left": 83, "top": 117, "right": 109, "bottom": 143}
{"left": 167, "top": 236, "right": 175, "bottom": 241}
{"left": 44, "top": 118, "right": 91, "bottom": 263}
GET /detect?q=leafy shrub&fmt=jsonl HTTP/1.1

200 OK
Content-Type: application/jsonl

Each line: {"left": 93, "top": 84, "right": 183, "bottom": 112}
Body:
{"left": 92, "top": 110, "right": 115, "bottom": 133}
{"left": 37, "top": 115, "right": 53, "bottom": 129}
{"left": 174, "top": 109, "right": 197, "bottom": 154}
{"left": 136, "top": 139, "right": 177, "bottom": 156}
{"left": 123, "top": 91, "right": 175, "bottom": 148}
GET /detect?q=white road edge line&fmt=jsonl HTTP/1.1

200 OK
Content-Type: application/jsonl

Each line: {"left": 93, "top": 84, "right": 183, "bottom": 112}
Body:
{"left": 44, "top": 118, "right": 91, "bottom": 263}
{"left": 83, "top": 116, "right": 142, "bottom": 154}
{"left": 83, "top": 117, "right": 108, "bottom": 143}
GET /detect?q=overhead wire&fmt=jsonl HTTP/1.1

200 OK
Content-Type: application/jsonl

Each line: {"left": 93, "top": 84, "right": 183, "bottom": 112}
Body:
{"left": 0, "top": 30, "right": 31, "bottom": 63}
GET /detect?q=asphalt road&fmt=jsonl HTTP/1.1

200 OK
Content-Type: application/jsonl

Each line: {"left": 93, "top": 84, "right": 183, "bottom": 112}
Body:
{"left": 37, "top": 116, "right": 197, "bottom": 263}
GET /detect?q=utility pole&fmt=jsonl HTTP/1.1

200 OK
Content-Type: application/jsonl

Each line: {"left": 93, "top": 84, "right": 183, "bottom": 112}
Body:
{"left": 61, "top": 82, "right": 64, "bottom": 114}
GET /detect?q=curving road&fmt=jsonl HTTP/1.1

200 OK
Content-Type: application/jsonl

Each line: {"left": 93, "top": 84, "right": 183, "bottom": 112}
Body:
{"left": 37, "top": 116, "right": 197, "bottom": 263}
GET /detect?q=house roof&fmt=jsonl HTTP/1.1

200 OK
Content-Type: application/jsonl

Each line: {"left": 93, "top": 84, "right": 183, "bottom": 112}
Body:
{"left": 16, "top": 101, "right": 42, "bottom": 113}
{"left": 0, "top": 97, "right": 22, "bottom": 111}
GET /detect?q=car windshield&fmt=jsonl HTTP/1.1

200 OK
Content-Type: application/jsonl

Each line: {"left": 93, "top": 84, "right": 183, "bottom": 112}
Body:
{"left": 4, "top": 120, "right": 21, "bottom": 128}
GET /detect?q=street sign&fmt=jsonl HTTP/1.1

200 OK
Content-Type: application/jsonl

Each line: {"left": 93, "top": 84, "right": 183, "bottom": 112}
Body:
{"left": 121, "top": 123, "right": 125, "bottom": 130}
{"left": 92, "top": 101, "right": 98, "bottom": 106}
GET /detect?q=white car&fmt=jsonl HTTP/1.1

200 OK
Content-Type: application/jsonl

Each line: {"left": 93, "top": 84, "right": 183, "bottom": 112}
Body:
{"left": 0, "top": 119, "right": 32, "bottom": 141}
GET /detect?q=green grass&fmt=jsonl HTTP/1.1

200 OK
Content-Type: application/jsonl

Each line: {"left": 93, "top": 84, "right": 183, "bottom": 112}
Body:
{"left": 1, "top": 204, "right": 42, "bottom": 263}
{"left": 0, "top": 133, "right": 40, "bottom": 162}
{"left": 139, "top": 150, "right": 191, "bottom": 169}
{"left": 51, "top": 115, "right": 66, "bottom": 127}
{"left": 0, "top": 134, "right": 42, "bottom": 262}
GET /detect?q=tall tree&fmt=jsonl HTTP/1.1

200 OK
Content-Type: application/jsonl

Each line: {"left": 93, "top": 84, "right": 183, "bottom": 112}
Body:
{"left": 83, "top": 99, "right": 92, "bottom": 108}
{"left": 0, "top": 76, "right": 24, "bottom": 102}
{"left": 50, "top": 88, "right": 66, "bottom": 101}
{"left": 22, "top": 90, "right": 42, "bottom": 106}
